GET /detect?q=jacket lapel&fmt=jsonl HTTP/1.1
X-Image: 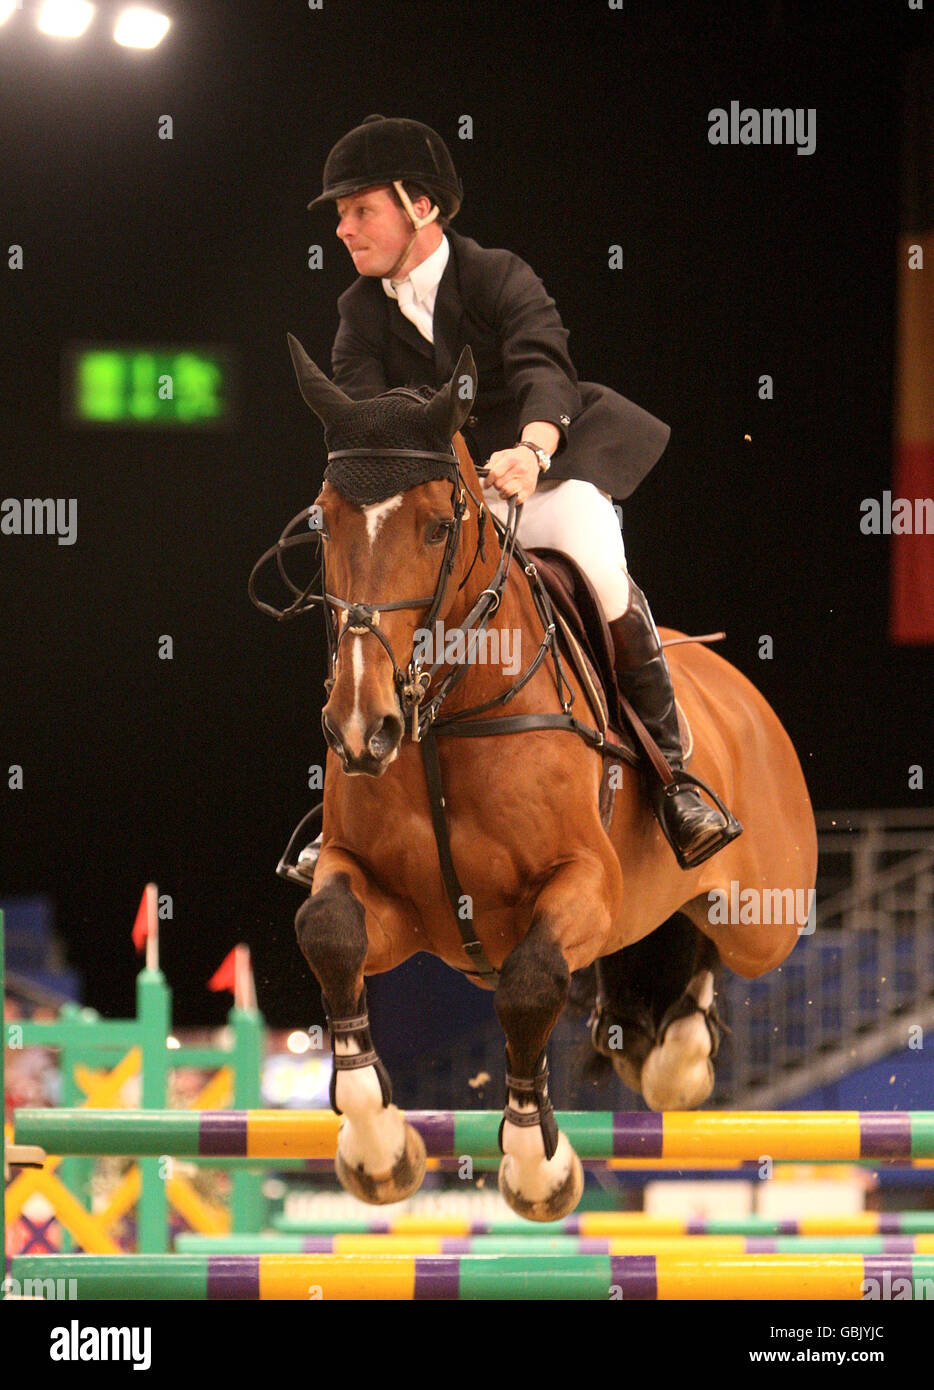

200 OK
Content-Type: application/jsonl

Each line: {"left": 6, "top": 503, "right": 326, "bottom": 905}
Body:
{"left": 381, "top": 235, "right": 465, "bottom": 381}
{"left": 387, "top": 295, "right": 434, "bottom": 363}
{"left": 431, "top": 244, "right": 465, "bottom": 383}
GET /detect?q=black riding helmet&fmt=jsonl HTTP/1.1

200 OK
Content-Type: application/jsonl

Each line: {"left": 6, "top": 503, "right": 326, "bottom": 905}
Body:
{"left": 307, "top": 114, "right": 463, "bottom": 219}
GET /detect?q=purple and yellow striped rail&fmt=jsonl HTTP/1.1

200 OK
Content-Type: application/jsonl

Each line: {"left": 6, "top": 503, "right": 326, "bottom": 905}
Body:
{"left": 15, "top": 1108, "right": 934, "bottom": 1160}
{"left": 173, "top": 1232, "right": 934, "bottom": 1255}
{"left": 13, "top": 1252, "right": 934, "bottom": 1300}
{"left": 271, "top": 1211, "right": 934, "bottom": 1237}
{"left": 293, "top": 1156, "right": 934, "bottom": 1172}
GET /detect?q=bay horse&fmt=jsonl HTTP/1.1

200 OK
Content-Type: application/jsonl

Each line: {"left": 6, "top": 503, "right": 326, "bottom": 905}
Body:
{"left": 251, "top": 333, "right": 817, "bottom": 1222}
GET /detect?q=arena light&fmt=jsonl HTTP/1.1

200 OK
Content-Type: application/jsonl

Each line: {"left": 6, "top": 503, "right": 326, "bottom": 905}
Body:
{"left": 37, "top": 0, "right": 95, "bottom": 37}
{"left": 286, "top": 1031, "right": 312, "bottom": 1055}
{"left": 113, "top": 5, "right": 169, "bottom": 48}
{"left": 0, "top": 1, "right": 18, "bottom": 27}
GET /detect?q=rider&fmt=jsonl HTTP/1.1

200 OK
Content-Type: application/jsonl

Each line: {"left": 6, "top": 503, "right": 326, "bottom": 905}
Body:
{"left": 300, "top": 114, "right": 741, "bottom": 871}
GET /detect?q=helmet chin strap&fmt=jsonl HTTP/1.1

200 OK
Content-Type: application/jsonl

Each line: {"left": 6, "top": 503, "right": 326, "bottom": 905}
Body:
{"left": 385, "top": 179, "right": 440, "bottom": 281}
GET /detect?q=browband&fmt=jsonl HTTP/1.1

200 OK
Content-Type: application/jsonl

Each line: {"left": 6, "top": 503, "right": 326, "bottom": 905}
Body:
{"left": 326, "top": 447, "right": 459, "bottom": 464}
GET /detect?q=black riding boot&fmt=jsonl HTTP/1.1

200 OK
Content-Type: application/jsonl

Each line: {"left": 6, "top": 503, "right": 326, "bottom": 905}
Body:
{"left": 609, "top": 579, "right": 742, "bottom": 870}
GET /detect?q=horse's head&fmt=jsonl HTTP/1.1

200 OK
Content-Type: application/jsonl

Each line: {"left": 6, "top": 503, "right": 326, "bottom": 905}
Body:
{"left": 286, "top": 332, "right": 480, "bottom": 775}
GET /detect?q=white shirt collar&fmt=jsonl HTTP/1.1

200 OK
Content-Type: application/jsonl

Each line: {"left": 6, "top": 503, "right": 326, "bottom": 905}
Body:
{"left": 381, "top": 234, "right": 450, "bottom": 303}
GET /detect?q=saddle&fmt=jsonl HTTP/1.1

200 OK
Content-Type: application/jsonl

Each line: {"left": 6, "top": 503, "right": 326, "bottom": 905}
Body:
{"left": 527, "top": 547, "right": 693, "bottom": 829}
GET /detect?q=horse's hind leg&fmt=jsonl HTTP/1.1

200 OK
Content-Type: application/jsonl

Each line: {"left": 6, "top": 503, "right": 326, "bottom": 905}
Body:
{"left": 294, "top": 867, "right": 426, "bottom": 1204}
{"left": 592, "top": 913, "right": 722, "bottom": 1111}
{"left": 640, "top": 925, "right": 721, "bottom": 1110}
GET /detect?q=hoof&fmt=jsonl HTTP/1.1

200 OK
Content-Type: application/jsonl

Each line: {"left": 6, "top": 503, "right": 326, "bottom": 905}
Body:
{"left": 498, "top": 1146, "right": 584, "bottom": 1223}
{"left": 335, "top": 1121, "right": 427, "bottom": 1205}
{"left": 641, "top": 1018, "right": 715, "bottom": 1111}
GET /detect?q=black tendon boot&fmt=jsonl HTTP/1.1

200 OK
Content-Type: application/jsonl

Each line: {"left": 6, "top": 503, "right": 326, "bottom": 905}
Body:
{"left": 610, "top": 580, "right": 743, "bottom": 869}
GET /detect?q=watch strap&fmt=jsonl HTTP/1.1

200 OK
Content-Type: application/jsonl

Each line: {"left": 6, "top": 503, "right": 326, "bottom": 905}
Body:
{"left": 515, "top": 440, "right": 551, "bottom": 473}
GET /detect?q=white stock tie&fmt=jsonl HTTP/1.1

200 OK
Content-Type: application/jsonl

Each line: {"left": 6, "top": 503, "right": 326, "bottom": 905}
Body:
{"left": 391, "top": 279, "right": 434, "bottom": 344}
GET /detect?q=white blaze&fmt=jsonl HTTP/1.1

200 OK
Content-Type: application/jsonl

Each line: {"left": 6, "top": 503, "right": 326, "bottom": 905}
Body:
{"left": 363, "top": 494, "right": 403, "bottom": 545}
{"left": 344, "top": 636, "right": 366, "bottom": 756}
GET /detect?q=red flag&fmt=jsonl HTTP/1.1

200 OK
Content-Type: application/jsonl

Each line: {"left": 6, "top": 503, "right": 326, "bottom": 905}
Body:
{"left": 131, "top": 885, "right": 156, "bottom": 952}
{"left": 208, "top": 948, "right": 238, "bottom": 994}
{"left": 891, "top": 49, "right": 934, "bottom": 643}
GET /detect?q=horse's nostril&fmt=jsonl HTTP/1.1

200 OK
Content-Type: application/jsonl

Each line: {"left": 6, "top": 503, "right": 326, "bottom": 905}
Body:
{"left": 367, "top": 714, "right": 403, "bottom": 760}
{"left": 321, "top": 712, "right": 344, "bottom": 754}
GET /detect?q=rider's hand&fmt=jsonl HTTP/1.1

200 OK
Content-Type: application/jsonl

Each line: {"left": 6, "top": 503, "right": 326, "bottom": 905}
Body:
{"left": 482, "top": 447, "right": 540, "bottom": 505}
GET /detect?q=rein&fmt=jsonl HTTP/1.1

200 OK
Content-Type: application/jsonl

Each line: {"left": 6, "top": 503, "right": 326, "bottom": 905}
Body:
{"left": 249, "top": 445, "right": 640, "bottom": 987}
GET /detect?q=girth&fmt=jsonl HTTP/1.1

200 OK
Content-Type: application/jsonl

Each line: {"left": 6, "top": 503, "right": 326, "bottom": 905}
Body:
{"left": 416, "top": 529, "right": 646, "bottom": 987}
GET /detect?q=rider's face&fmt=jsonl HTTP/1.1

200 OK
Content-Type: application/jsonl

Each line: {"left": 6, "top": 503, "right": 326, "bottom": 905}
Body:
{"left": 335, "top": 187, "right": 412, "bottom": 277}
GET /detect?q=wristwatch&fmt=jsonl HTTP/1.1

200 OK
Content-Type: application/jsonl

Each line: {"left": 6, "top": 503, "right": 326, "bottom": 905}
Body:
{"left": 515, "top": 440, "right": 551, "bottom": 473}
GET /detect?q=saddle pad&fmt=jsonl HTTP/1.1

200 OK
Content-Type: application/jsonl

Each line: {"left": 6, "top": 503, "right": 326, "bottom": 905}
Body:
{"left": 527, "top": 547, "right": 693, "bottom": 757}
{"left": 525, "top": 547, "right": 693, "bottom": 831}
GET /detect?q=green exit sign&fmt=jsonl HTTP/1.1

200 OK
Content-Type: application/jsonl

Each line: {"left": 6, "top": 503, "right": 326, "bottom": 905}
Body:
{"left": 63, "top": 344, "right": 236, "bottom": 428}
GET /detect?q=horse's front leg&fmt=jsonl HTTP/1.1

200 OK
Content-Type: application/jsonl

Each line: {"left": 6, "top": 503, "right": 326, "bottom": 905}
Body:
{"left": 294, "top": 855, "right": 426, "bottom": 1205}
{"left": 495, "top": 856, "right": 616, "bottom": 1222}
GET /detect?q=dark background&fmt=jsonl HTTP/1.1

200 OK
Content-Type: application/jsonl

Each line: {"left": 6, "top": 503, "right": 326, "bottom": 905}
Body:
{"left": 1, "top": 0, "right": 931, "bottom": 1027}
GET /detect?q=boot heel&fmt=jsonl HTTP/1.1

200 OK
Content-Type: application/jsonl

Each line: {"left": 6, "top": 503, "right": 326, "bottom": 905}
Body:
{"left": 650, "top": 772, "right": 743, "bottom": 870}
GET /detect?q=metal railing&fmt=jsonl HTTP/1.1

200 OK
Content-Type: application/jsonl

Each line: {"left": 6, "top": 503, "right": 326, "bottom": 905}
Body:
{"left": 717, "top": 809, "right": 934, "bottom": 1105}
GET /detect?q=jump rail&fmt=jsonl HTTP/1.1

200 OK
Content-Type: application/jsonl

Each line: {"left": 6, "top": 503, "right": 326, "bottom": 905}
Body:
{"left": 269, "top": 1211, "right": 934, "bottom": 1237}
{"left": 14, "top": 1108, "right": 934, "bottom": 1161}
{"left": 172, "top": 1232, "right": 934, "bottom": 1255}
{"left": 11, "top": 1252, "right": 934, "bottom": 1300}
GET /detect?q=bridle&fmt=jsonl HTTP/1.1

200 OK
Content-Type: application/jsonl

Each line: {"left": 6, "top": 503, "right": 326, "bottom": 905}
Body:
{"left": 248, "top": 437, "right": 567, "bottom": 746}
{"left": 249, "top": 431, "right": 609, "bottom": 986}
{"left": 314, "top": 445, "right": 508, "bottom": 743}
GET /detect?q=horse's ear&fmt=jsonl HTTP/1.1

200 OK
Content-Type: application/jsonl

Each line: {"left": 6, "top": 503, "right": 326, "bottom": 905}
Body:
{"left": 423, "top": 345, "right": 477, "bottom": 441}
{"left": 286, "top": 333, "right": 353, "bottom": 428}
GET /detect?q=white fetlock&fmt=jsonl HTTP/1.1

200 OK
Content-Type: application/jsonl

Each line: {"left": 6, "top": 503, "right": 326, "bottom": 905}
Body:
{"left": 333, "top": 1037, "right": 406, "bottom": 1169}
{"left": 498, "top": 1124, "right": 584, "bottom": 1222}
{"left": 641, "top": 970, "right": 716, "bottom": 1111}
{"left": 332, "top": 1033, "right": 425, "bottom": 1204}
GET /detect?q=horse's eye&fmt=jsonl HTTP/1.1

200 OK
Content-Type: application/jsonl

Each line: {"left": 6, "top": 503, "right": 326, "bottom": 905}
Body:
{"left": 425, "top": 519, "right": 452, "bottom": 545}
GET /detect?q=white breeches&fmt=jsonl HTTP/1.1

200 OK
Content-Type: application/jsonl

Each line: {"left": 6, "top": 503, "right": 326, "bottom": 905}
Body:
{"left": 484, "top": 479, "right": 632, "bottom": 621}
